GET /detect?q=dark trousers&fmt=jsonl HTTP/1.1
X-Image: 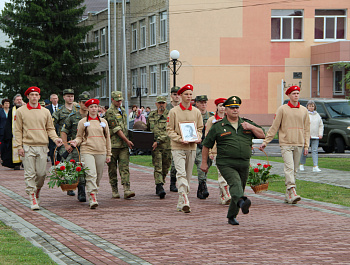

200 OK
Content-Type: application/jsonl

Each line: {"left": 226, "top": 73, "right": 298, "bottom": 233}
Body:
{"left": 217, "top": 164, "right": 249, "bottom": 218}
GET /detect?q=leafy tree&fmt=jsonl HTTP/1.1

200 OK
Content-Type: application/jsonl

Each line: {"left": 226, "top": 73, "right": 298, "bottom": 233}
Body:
{"left": 0, "top": 0, "right": 101, "bottom": 101}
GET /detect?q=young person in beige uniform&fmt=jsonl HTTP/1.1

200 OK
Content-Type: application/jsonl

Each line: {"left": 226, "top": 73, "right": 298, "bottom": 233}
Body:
{"left": 166, "top": 84, "right": 203, "bottom": 213}
{"left": 260, "top": 86, "right": 310, "bottom": 204}
{"left": 205, "top": 97, "right": 231, "bottom": 205}
{"left": 15, "top": 86, "right": 63, "bottom": 210}
{"left": 70, "top": 98, "right": 111, "bottom": 209}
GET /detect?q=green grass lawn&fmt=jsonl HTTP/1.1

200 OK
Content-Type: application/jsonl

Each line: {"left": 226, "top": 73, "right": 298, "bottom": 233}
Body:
{"left": 0, "top": 221, "right": 56, "bottom": 265}
{"left": 130, "top": 155, "right": 350, "bottom": 207}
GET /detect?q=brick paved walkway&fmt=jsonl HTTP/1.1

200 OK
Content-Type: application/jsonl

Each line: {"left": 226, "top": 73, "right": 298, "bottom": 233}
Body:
{"left": 1, "top": 162, "right": 350, "bottom": 264}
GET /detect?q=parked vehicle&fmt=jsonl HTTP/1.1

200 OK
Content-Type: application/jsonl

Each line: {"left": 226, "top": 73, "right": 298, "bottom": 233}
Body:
{"left": 283, "top": 98, "right": 350, "bottom": 153}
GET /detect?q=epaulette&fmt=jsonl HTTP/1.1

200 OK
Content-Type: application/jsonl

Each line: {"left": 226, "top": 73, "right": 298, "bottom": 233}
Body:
{"left": 242, "top": 117, "right": 253, "bottom": 122}
{"left": 68, "top": 112, "right": 76, "bottom": 118}
{"left": 209, "top": 111, "right": 215, "bottom": 117}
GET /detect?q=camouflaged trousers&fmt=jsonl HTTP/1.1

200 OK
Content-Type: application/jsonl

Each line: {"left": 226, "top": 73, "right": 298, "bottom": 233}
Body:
{"left": 194, "top": 146, "right": 212, "bottom": 182}
{"left": 108, "top": 147, "right": 130, "bottom": 187}
{"left": 151, "top": 148, "right": 172, "bottom": 184}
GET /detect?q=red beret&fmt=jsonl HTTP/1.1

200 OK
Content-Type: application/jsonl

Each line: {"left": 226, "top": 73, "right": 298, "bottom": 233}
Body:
{"left": 214, "top": 98, "right": 227, "bottom": 105}
{"left": 85, "top": 98, "right": 100, "bottom": 107}
{"left": 177, "top": 84, "right": 193, "bottom": 95}
{"left": 285, "top": 85, "right": 300, "bottom": 95}
{"left": 24, "top": 86, "right": 41, "bottom": 96}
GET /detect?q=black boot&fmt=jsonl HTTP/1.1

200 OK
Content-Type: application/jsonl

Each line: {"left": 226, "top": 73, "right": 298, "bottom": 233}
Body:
{"left": 67, "top": 190, "right": 75, "bottom": 196}
{"left": 202, "top": 181, "right": 209, "bottom": 199}
{"left": 228, "top": 217, "right": 239, "bottom": 225}
{"left": 156, "top": 183, "right": 166, "bottom": 199}
{"left": 197, "top": 182, "right": 204, "bottom": 199}
{"left": 237, "top": 196, "right": 251, "bottom": 214}
{"left": 170, "top": 177, "right": 178, "bottom": 192}
{"left": 77, "top": 184, "right": 86, "bottom": 202}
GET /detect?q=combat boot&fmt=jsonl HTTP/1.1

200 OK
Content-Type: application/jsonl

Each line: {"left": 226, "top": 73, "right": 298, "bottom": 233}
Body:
{"left": 156, "top": 183, "right": 166, "bottom": 199}
{"left": 112, "top": 186, "right": 120, "bottom": 199}
{"left": 123, "top": 183, "right": 135, "bottom": 199}
{"left": 197, "top": 182, "right": 204, "bottom": 199}
{"left": 286, "top": 187, "right": 301, "bottom": 204}
{"left": 89, "top": 193, "right": 98, "bottom": 209}
{"left": 77, "top": 184, "right": 86, "bottom": 202}
{"left": 35, "top": 188, "right": 41, "bottom": 205}
{"left": 67, "top": 190, "right": 75, "bottom": 196}
{"left": 29, "top": 192, "right": 39, "bottom": 210}
{"left": 202, "top": 181, "right": 209, "bottom": 199}
{"left": 170, "top": 177, "right": 178, "bottom": 192}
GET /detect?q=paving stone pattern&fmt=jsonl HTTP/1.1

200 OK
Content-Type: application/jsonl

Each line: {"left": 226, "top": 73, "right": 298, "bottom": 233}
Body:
{"left": 0, "top": 162, "right": 350, "bottom": 264}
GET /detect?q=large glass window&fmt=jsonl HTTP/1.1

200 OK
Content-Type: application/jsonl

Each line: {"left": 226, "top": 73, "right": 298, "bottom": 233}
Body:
{"left": 94, "top": 30, "right": 99, "bottom": 51}
{"left": 131, "top": 69, "right": 138, "bottom": 97}
{"left": 271, "top": 10, "right": 303, "bottom": 40}
{"left": 333, "top": 66, "right": 345, "bottom": 95}
{"left": 132, "top": 23, "right": 137, "bottom": 51}
{"left": 150, "top": 65, "right": 157, "bottom": 95}
{"left": 140, "top": 19, "right": 146, "bottom": 49}
{"left": 101, "top": 28, "right": 106, "bottom": 54}
{"left": 140, "top": 67, "right": 147, "bottom": 96}
{"left": 160, "top": 11, "right": 167, "bottom": 43}
{"left": 161, "top": 64, "right": 168, "bottom": 94}
{"left": 101, "top": 73, "right": 107, "bottom": 97}
{"left": 149, "top": 15, "right": 156, "bottom": 46}
{"left": 315, "top": 10, "right": 346, "bottom": 40}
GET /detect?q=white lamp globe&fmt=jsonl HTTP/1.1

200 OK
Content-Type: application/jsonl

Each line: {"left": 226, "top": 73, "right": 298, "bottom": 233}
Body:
{"left": 170, "top": 50, "right": 180, "bottom": 60}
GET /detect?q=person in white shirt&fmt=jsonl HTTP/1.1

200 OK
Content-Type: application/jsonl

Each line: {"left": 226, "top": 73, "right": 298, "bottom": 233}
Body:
{"left": 299, "top": 100, "right": 324, "bottom": 172}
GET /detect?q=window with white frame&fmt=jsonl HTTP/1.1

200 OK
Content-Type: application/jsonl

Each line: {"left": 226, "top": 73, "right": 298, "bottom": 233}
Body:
{"left": 161, "top": 64, "right": 168, "bottom": 94}
{"left": 140, "top": 67, "right": 147, "bottom": 96}
{"left": 160, "top": 11, "right": 167, "bottom": 43}
{"left": 140, "top": 19, "right": 146, "bottom": 49}
{"left": 150, "top": 65, "right": 157, "bottom": 95}
{"left": 149, "top": 15, "right": 156, "bottom": 46}
{"left": 271, "top": 10, "right": 303, "bottom": 40}
{"left": 131, "top": 69, "right": 138, "bottom": 97}
{"left": 101, "top": 73, "right": 107, "bottom": 97}
{"left": 94, "top": 30, "right": 99, "bottom": 51}
{"left": 333, "top": 65, "right": 345, "bottom": 95}
{"left": 101, "top": 28, "right": 106, "bottom": 54}
{"left": 315, "top": 10, "right": 346, "bottom": 40}
{"left": 132, "top": 23, "right": 137, "bottom": 51}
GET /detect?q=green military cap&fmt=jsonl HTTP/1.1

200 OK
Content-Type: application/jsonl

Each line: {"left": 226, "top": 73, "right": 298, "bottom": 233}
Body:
{"left": 78, "top": 93, "right": 90, "bottom": 101}
{"left": 223, "top": 96, "right": 242, "bottom": 108}
{"left": 63, "top": 88, "right": 74, "bottom": 95}
{"left": 156, "top": 96, "right": 167, "bottom": 103}
{"left": 111, "top": 90, "right": 123, "bottom": 101}
{"left": 195, "top": 95, "right": 208, "bottom": 102}
{"left": 170, "top": 86, "right": 180, "bottom": 93}
{"left": 39, "top": 100, "right": 45, "bottom": 107}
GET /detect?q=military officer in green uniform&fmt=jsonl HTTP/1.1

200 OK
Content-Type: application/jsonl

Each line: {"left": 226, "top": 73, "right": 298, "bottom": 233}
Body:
{"left": 146, "top": 96, "right": 172, "bottom": 199}
{"left": 200, "top": 96, "right": 265, "bottom": 225}
{"left": 53, "top": 88, "right": 79, "bottom": 196}
{"left": 194, "top": 95, "right": 213, "bottom": 200}
{"left": 61, "top": 93, "right": 90, "bottom": 202}
{"left": 105, "top": 91, "right": 135, "bottom": 199}
{"left": 166, "top": 86, "right": 181, "bottom": 192}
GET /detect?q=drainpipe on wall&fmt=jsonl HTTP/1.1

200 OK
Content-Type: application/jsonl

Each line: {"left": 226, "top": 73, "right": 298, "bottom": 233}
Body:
{"left": 108, "top": 0, "right": 112, "bottom": 107}
{"left": 122, "top": 0, "right": 129, "bottom": 129}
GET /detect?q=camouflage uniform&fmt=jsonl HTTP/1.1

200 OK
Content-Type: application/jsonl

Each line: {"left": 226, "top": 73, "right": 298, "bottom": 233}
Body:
{"left": 194, "top": 95, "right": 213, "bottom": 199}
{"left": 146, "top": 106, "right": 171, "bottom": 185}
{"left": 105, "top": 91, "right": 134, "bottom": 198}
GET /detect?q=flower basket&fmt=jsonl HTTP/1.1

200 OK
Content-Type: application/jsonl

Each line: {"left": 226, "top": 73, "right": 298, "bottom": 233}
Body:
{"left": 47, "top": 146, "right": 88, "bottom": 191}
{"left": 248, "top": 148, "right": 275, "bottom": 194}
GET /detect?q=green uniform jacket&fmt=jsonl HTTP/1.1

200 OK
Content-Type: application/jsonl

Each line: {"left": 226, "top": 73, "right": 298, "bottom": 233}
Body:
{"left": 203, "top": 116, "right": 263, "bottom": 167}
{"left": 61, "top": 111, "right": 84, "bottom": 140}
{"left": 52, "top": 104, "right": 79, "bottom": 136}
{"left": 146, "top": 109, "right": 170, "bottom": 149}
{"left": 105, "top": 104, "right": 128, "bottom": 148}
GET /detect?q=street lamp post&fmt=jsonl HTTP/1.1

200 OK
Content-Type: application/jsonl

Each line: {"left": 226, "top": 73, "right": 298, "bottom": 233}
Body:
{"left": 168, "top": 50, "right": 182, "bottom": 87}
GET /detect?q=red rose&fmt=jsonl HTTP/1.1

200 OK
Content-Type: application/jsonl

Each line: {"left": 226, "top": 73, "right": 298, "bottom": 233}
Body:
{"left": 55, "top": 161, "right": 60, "bottom": 165}
{"left": 76, "top": 166, "right": 82, "bottom": 172}
{"left": 60, "top": 166, "right": 66, "bottom": 170}
{"left": 70, "top": 159, "right": 76, "bottom": 163}
{"left": 263, "top": 164, "right": 269, "bottom": 168}
{"left": 257, "top": 163, "right": 261, "bottom": 166}
{"left": 254, "top": 168, "right": 259, "bottom": 173}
